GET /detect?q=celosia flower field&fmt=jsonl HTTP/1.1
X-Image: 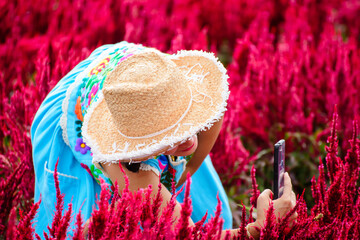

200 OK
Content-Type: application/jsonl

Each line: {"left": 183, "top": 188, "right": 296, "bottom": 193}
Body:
{"left": 1, "top": 0, "right": 360, "bottom": 239}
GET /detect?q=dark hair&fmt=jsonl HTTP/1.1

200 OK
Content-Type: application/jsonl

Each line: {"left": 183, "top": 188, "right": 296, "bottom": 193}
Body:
{"left": 122, "top": 162, "right": 141, "bottom": 172}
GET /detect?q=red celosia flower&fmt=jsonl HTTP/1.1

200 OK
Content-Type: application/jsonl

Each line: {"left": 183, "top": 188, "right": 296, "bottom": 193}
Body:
{"left": 88, "top": 178, "right": 111, "bottom": 239}
{"left": 259, "top": 201, "right": 278, "bottom": 240}
{"left": 250, "top": 165, "right": 260, "bottom": 208}
{"left": 238, "top": 203, "right": 248, "bottom": 240}
{"left": 176, "top": 173, "right": 193, "bottom": 239}
{"left": 47, "top": 159, "right": 65, "bottom": 237}
{"left": 15, "top": 200, "right": 41, "bottom": 239}
{"left": 325, "top": 106, "right": 341, "bottom": 183}
{"left": 72, "top": 210, "right": 85, "bottom": 240}
{"left": 0, "top": 162, "right": 27, "bottom": 236}
{"left": 203, "top": 195, "right": 223, "bottom": 239}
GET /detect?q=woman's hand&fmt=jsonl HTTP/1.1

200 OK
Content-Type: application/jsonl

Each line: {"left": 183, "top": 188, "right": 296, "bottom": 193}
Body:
{"left": 247, "top": 172, "right": 297, "bottom": 239}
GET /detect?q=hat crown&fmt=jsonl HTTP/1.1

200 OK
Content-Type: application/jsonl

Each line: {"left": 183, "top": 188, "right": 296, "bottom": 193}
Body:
{"left": 103, "top": 52, "right": 191, "bottom": 138}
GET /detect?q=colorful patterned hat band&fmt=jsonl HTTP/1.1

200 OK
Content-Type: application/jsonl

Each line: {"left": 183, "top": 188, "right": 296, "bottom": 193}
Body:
{"left": 62, "top": 42, "right": 230, "bottom": 163}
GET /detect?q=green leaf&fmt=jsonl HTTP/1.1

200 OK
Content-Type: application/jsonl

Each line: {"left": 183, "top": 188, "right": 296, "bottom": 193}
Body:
{"left": 3, "top": 135, "right": 11, "bottom": 148}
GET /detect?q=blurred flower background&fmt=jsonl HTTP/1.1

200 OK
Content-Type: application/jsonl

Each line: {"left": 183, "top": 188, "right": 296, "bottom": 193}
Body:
{"left": 1, "top": 0, "right": 360, "bottom": 238}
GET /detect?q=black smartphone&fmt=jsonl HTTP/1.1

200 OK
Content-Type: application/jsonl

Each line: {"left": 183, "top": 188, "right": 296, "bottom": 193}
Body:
{"left": 274, "top": 139, "right": 285, "bottom": 199}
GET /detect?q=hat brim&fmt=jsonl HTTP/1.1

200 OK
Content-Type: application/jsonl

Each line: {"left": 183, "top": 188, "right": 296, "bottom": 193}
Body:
{"left": 82, "top": 50, "right": 229, "bottom": 163}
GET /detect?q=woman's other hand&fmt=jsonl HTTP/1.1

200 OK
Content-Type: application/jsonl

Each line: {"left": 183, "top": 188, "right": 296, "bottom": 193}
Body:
{"left": 247, "top": 172, "right": 297, "bottom": 239}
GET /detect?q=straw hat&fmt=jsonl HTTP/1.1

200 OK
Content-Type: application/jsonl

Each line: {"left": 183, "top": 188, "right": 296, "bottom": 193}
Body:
{"left": 82, "top": 49, "right": 229, "bottom": 163}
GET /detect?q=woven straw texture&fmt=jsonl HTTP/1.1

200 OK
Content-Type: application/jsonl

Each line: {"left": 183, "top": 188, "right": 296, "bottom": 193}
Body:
{"left": 83, "top": 50, "right": 229, "bottom": 162}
